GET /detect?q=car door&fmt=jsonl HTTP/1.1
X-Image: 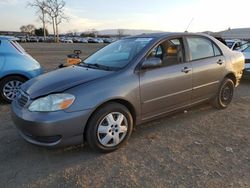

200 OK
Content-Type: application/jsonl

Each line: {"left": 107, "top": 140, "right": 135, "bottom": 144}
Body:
{"left": 0, "top": 40, "right": 5, "bottom": 74}
{"left": 185, "top": 36, "right": 226, "bottom": 103}
{"left": 139, "top": 38, "right": 192, "bottom": 120}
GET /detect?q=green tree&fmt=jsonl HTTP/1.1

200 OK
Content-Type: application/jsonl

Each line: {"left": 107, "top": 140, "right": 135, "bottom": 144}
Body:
{"left": 35, "top": 28, "right": 49, "bottom": 36}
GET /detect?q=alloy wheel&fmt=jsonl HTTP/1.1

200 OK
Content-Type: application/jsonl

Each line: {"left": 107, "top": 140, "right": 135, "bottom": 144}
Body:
{"left": 3, "top": 80, "right": 23, "bottom": 101}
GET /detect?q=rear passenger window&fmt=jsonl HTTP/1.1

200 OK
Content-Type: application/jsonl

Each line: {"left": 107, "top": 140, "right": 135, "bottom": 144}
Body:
{"left": 187, "top": 37, "right": 221, "bottom": 61}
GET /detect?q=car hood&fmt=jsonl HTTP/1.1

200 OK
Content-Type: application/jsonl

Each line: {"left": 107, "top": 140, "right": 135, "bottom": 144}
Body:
{"left": 21, "top": 66, "right": 112, "bottom": 99}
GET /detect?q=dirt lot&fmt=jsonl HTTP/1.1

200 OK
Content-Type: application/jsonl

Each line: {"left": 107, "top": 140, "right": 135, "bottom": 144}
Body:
{"left": 0, "top": 43, "right": 249, "bottom": 188}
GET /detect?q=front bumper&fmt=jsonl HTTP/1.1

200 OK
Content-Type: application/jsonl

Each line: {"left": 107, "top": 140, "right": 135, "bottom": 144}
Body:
{"left": 11, "top": 100, "right": 92, "bottom": 148}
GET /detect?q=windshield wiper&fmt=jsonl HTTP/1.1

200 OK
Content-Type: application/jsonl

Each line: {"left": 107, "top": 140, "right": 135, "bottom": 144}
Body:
{"left": 79, "top": 62, "right": 119, "bottom": 71}
{"left": 92, "top": 63, "right": 114, "bottom": 71}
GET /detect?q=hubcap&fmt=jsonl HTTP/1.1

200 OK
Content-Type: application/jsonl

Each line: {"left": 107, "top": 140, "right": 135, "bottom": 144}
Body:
{"left": 220, "top": 83, "right": 233, "bottom": 105}
{"left": 3, "top": 80, "right": 23, "bottom": 100}
{"left": 97, "top": 112, "right": 128, "bottom": 147}
{"left": 222, "top": 86, "right": 231, "bottom": 101}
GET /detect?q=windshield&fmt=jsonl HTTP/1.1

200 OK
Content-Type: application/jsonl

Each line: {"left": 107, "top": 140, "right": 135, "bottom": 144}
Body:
{"left": 83, "top": 38, "right": 153, "bottom": 69}
{"left": 226, "top": 41, "right": 234, "bottom": 48}
{"left": 243, "top": 46, "right": 250, "bottom": 52}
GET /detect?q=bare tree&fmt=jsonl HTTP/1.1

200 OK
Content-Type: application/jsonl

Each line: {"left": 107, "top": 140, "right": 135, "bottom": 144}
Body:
{"left": 28, "top": 0, "right": 48, "bottom": 41}
{"left": 20, "top": 25, "right": 28, "bottom": 33}
{"left": 46, "top": 0, "right": 67, "bottom": 42}
{"left": 20, "top": 24, "right": 36, "bottom": 35}
{"left": 117, "top": 29, "right": 125, "bottom": 39}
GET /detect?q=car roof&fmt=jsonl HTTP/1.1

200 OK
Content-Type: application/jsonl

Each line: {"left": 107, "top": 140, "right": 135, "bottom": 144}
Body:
{"left": 125, "top": 32, "right": 212, "bottom": 40}
{"left": 0, "top": 35, "right": 19, "bottom": 40}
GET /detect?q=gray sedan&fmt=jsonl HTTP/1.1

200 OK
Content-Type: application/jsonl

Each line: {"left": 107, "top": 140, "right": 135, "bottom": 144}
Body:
{"left": 11, "top": 33, "right": 244, "bottom": 152}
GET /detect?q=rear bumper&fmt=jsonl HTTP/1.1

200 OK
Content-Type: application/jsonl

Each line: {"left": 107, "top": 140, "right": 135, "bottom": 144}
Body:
{"left": 11, "top": 100, "right": 92, "bottom": 148}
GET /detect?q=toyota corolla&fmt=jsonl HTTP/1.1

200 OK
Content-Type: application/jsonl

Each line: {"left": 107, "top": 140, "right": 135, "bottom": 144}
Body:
{"left": 11, "top": 33, "right": 244, "bottom": 152}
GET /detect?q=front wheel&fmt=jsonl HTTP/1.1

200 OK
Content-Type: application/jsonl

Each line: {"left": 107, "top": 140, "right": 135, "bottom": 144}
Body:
{"left": 0, "top": 76, "right": 27, "bottom": 103}
{"left": 86, "top": 103, "right": 133, "bottom": 153}
{"left": 211, "top": 78, "right": 235, "bottom": 109}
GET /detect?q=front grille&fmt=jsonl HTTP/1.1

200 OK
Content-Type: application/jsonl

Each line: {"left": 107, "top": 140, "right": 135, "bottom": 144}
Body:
{"left": 17, "top": 90, "right": 29, "bottom": 107}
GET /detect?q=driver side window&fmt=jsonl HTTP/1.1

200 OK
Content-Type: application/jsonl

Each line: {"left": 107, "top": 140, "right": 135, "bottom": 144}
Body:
{"left": 147, "top": 38, "right": 184, "bottom": 67}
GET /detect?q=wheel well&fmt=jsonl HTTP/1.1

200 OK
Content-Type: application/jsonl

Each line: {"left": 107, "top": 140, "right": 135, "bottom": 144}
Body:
{"left": 0, "top": 74, "right": 29, "bottom": 82}
{"left": 225, "top": 73, "right": 236, "bottom": 85}
{"left": 83, "top": 99, "right": 137, "bottom": 141}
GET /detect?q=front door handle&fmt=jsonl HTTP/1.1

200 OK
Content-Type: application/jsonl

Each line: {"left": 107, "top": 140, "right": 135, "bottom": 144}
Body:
{"left": 217, "top": 59, "right": 225, "bottom": 65}
{"left": 181, "top": 67, "right": 192, "bottom": 73}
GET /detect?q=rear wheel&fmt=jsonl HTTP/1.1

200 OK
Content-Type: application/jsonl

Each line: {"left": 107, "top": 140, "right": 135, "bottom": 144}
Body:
{"left": 211, "top": 78, "right": 234, "bottom": 109}
{"left": 0, "top": 76, "right": 27, "bottom": 103}
{"left": 86, "top": 103, "right": 133, "bottom": 153}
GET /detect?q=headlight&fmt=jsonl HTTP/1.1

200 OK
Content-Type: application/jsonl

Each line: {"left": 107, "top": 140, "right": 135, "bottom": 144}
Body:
{"left": 28, "top": 93, "right": 75, "bottom": 112}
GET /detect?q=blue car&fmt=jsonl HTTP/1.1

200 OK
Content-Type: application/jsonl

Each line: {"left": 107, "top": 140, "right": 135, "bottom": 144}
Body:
{"left": 0, "top": 36, "right": 42, "bottom": 103}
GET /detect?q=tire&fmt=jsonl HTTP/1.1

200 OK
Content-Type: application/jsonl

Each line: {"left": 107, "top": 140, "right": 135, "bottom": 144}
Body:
{"left": 0, "top": 76, "right": 27, "bottom": 103}
{"left": 211, "top": 78, "right": 235, "bottom": 109}
{"left": 86, "top": 103, "right": 133, "bottom": 153}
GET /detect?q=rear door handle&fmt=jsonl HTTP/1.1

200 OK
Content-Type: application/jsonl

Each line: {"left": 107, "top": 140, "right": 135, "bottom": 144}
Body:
{"left": 181, "top": 67, "right": 192, "bottom": 73}
{"left": 217, "top": 59, "right": 225, "bottom": 65}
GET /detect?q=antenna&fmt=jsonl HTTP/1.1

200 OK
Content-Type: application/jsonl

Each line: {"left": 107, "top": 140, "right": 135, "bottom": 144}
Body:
{"left": 185, "top": 18, "right": 194, "bottom": 32}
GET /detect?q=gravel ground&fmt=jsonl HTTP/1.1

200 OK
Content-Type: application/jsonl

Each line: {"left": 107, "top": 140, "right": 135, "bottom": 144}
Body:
{"left": 0, "top": 43, "right": 249, "bottom": 188}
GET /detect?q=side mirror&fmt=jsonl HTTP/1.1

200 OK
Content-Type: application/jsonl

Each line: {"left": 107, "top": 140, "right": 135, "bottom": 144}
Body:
{"left": 141, "top": 57, "right": 162, "bottom": 69}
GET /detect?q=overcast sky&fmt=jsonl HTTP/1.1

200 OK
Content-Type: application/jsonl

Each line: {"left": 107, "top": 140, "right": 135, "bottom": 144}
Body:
{"left": 0, "top": 0, "right": 249, "bottom": 33}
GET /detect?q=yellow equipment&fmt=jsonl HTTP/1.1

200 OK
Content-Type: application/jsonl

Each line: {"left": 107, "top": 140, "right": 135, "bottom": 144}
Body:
{"left": 59, "top": 50, "right": 82, "bottom": 68}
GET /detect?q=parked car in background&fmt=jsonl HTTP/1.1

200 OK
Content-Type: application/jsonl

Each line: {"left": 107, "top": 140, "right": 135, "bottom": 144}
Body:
{"left": 241, "top": 45, "right": 250, "bottom": 78}
{"left": 79, "top": 38, "right": 88, "bottom": 43}
{"left": 59, "top": 37, "right": 65, "bottom": 43}
{"left": 60, "top": 37, "right": 73, "bottom": 43}
{"left": 72, "top": 37, "right": 81, "bottom": 43}
{"left": 38, "top": 37, "right": 45, "bottom": 42}
{"left": 29, "top": 36, "right": 39, "bottom": 43}
{"left": 44, "top": 36, "right": 55, "bottom": 43}
{"left": 17, "top": 36, "right": 27, "bottom": 43}
{"left": 88, "top": 38, "right": 103, "bottom": 43}
{"left": 63, "top": 38, "right": 73, "bottom": 43}
{"left": 96, "top": 38, "right": 104, "bottom": 43}
{"left": 0, "top": 36, "right": 42, "bottom": 102}
{"left": 87, "top": 38, "right": 95, "bottom": 43}
{"left": 11, "top": 33, "right": 244, "bottom": 152}
{"left": 225, "top": 39, "right": 248, "bottom": 51}
{"left": 103, "top": 38, "right": 114, "bottom": 43}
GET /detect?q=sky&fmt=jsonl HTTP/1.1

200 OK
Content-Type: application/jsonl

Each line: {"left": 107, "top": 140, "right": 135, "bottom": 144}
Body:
{"left": 0, "top": 0, "right": 250, "bottom": 34}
